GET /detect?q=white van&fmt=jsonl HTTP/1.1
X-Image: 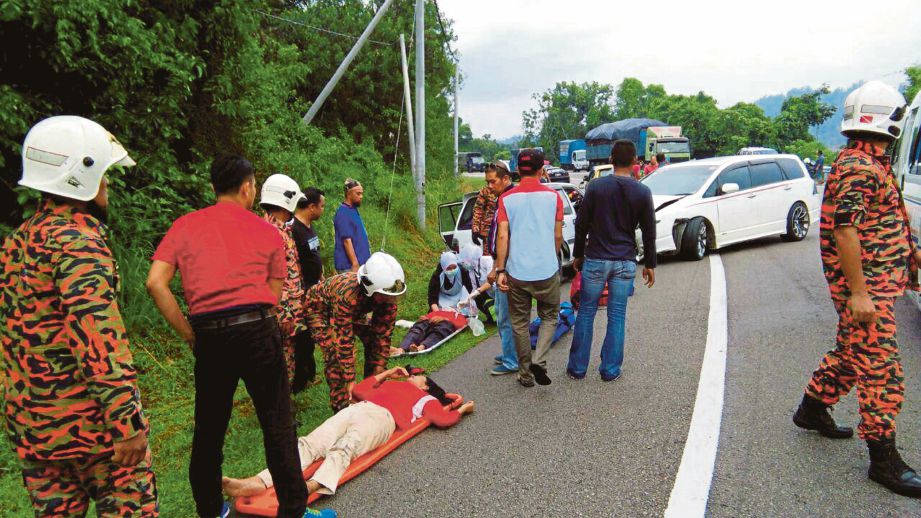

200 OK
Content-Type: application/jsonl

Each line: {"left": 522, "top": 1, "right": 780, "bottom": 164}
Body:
{"left": 892, "top": 90, "right": 921, "bottom": 311}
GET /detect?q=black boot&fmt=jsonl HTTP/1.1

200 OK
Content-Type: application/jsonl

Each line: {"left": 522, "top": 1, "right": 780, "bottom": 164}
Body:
{"left": 792, "top": 393, "right": 853, "bottom": 439}
{"left": 867, "top": 436, "right": 921, "bottom": 497}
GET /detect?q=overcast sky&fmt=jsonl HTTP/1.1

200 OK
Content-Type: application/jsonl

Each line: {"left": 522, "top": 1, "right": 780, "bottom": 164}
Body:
{"left": 439, "top": 0, "right": 921, "bottom": 139}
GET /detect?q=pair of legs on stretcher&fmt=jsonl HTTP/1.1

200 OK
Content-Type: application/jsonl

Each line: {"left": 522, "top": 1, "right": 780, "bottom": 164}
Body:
{"left": 223, "top": 367, "right": 474, "bottom": 498}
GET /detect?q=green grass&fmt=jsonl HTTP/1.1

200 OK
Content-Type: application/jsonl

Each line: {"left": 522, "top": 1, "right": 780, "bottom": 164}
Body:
{"left": 0, "top": 174, "right": 487, "bottom": 516}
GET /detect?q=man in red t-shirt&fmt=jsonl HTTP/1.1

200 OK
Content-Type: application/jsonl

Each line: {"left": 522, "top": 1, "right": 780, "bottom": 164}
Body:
{"left": 146, "top": 156, "right": 308, "bottom": 518}
{"left": 222, "top": 366, "right": 474, "bottom": 499}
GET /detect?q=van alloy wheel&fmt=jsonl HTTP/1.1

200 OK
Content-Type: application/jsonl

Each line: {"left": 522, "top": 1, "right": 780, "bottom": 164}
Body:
{"left": 792, "top": 205, "right": 809, "bottom": 239}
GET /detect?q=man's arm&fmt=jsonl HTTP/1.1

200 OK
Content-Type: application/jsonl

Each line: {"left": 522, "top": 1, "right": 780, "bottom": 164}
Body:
{"left": 495, "top": 220, "right": 510, "bottom": 291}
{"left": 268, "top": 278, "right": 283, "bottom": 301}
{"left": 56, "top": 233, "right": 147, "bottom": 466}
{"left": 342, "top": 238, "right": 360, "bottom": 272}
{"left": 572, "top": 189, "right": 594, "bottom": 271}
{"left": 638, "top": 189, "right": 657, "bottom": 287}
{"left": 146, "top": 260, "right": 194, "bottom": 345}
{"left": 834, "top": 226, "right": 875, "bottom": 322}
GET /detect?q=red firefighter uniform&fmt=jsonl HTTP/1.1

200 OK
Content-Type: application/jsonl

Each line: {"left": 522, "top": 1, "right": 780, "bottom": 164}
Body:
{"left": 807, "top": 139, "right": 918, "bottom": 441}
{"left": 0, "top": 199, "right": 158, "bottom": 516}
{"left": 304, "top": 273, "right": 398, "bottom": 411}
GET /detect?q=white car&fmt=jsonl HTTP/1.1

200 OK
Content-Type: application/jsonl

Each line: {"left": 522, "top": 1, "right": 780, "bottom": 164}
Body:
{"left": 438, "top": 182, "right": 584, "bottom": 268}
{"left": 640, "top": 154, "right": 819, "bottom": 260}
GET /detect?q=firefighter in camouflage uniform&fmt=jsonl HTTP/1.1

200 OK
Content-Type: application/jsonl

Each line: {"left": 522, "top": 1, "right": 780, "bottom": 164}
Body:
{"left": 0, "top": 116, "right": 158, "bottom": 516}
{"left": 260, "top": 173, "right": 308, "bottom": 385}
{"left": 305, "top": 252, "right": 405, "bottom": 412}
{"left": 793, "top": 82, "right": 921, "bottom": 498}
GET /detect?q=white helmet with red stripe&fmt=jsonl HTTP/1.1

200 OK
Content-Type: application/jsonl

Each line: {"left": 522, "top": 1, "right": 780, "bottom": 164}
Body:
{"left": 19, "top": 116, "right": 135, "bottom": 201}
{"left": 840, "top": 81, "right": 908, "bottom": 141}
{"left": 358, "top": 252, "right": 406, "bottom": 297}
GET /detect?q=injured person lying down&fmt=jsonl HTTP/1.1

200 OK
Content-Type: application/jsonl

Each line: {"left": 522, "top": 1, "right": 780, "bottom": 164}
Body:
{"left": 222, "top": 366, "right": 475, "bottom": 499}
{"left": 390, "top": 309, "right": 468, "bottom": 355}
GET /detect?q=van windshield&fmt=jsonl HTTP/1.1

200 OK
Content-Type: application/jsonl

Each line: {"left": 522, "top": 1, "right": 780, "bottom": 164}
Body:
{"left": 642, "top": 164, "right": 718, "bottom": 195}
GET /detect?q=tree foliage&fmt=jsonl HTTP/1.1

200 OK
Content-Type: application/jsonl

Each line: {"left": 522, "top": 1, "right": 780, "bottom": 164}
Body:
{"left": 523, "top": 77, "right": 837, "bottom": 159}
{"left": 905, "top": 66, "right": 921, "bottom": 104}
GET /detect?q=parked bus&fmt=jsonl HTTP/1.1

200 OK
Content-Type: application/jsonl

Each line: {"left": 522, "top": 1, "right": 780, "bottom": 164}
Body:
{"left": 893, "top": 90, "right": 921, "bottom": 311}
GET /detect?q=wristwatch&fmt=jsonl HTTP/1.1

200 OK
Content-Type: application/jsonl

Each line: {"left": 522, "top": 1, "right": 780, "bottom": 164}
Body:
{"left": 496, "top": 269, "right": 506, "bottom": 274}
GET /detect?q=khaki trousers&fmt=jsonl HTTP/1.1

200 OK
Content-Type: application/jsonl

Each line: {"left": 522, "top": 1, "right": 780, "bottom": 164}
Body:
{"left": 257, "top": 402, "right": 395, "bottom": 495}
{"left": 507, "top": 273, "right": 561, "bottom": 381}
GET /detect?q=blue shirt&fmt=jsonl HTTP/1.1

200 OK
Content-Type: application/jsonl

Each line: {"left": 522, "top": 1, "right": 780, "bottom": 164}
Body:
{"left": 333, "top": 203, "right": 371, "bottom": 270}
{"left": 496, "top": 177, "right": 563, "bottom": 281}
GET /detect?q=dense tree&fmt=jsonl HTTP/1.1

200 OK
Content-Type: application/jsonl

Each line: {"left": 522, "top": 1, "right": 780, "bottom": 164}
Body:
{"left": 905, "top": 66, "right": 921, "bottom": 104}
{"left": 522, "top": 81, "right": 616, "bottom": 163}
{"left": 774, "top": 85, "right": 836, "bottom": 145}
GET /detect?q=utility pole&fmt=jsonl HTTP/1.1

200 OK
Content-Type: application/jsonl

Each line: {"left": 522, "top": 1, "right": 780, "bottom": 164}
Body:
{"left": 453, "top": 67, "right": 459, "bottom": 177}
{"left": 302, "top": 0, "right": 395, "bottom": 125}
{"left": 414, "top": 0, "right": 426, "bottom": 230}
{"left": 399, "top": 34, "right": 417, "bottom": 192}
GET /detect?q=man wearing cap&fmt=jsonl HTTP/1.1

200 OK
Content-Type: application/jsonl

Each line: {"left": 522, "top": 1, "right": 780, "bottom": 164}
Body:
{"left": 495, "top": 148, "right": 564, "bottom": 388}
{"left": 334, "top": 179, "right": 371, "bottom": 273}
{"left": 305, "top": 252, "right": 405, "bottom": 412}
{"left": 147, "top": 156, "right": 307, "bottom": 517}
{"left": 260, "top": 173, "right": 308, "bottom": 385}
{"left": 0, "top": 116, "right": 157, "bottom": 515}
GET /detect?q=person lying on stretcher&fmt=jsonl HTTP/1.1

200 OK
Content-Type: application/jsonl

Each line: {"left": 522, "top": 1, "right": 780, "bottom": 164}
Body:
{"left": 222, "top": 366, "right": 475, "bottom": 499}
{"left": 389, "top": 309, "right": 467, "bottom": 355}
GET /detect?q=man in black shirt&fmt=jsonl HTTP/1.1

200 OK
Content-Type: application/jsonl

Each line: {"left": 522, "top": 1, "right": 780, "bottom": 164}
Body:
{"left": 291, "top": 187, "right": 326, "bottom": 392}
{"left": 567, "top": 139, "right": 657, "bottom": 382}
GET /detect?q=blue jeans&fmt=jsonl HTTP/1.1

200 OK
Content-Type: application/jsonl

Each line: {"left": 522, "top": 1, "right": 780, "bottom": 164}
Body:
{"left": 567, "top": 259, "right": 636, "bottom": 378}
{"left": 493, "top": 289, "right": 518, "bottom": 369}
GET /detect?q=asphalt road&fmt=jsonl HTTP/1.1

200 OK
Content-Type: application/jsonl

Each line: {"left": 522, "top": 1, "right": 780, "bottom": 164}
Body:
{"left": 238, "top": 229, "right": 921, "bottom": 517}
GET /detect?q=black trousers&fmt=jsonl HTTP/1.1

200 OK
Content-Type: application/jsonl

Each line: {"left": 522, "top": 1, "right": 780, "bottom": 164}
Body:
{"left": 189, "top": 317, "right": 307, "bottom": 518}
{"left": 292, "top": 329, "right": 317, "bottom": 393}
{"left": 399, "top": 319, "right": 456, "bottom": 351}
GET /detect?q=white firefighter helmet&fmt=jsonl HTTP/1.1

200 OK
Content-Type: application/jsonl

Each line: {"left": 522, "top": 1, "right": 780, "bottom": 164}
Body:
{"left": 260, "top": 173, "right": 304, "bottom": 213}
{"left": 358, "top": 252, "right": 407, "bottom": 297}
{"left": 19, "top": 116, "right": 136, "bottom": 201}
{"left": 840, "top": 81, "right": 908, "bottom": 140}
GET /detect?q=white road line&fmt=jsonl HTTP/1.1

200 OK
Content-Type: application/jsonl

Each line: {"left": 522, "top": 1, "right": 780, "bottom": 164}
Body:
{"left": 664, "top": 254, "right": 728, "bottom": 518}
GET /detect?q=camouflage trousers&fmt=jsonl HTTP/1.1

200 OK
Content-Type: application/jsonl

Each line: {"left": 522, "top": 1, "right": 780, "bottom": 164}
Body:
{"left": 316, "top": 323, "right": 389, "bottom": 412}
{"left": 806, "top": 297, "right": 904, "bottom": 441}
{"left": 21, "top": 449, "right": 158, "bottom": 517}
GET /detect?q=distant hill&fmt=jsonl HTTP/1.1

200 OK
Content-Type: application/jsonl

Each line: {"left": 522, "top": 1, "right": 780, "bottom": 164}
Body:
{"left": 497, "top": 135, "right": 522, "bottom": 146}
{"left": 754, "top": 83, "right": 859, "bottom": 150}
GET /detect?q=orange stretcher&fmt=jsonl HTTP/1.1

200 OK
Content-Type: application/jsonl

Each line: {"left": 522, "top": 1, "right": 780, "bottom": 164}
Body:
{"left": 234, "top": 394, "right": 465, "bottom": 516}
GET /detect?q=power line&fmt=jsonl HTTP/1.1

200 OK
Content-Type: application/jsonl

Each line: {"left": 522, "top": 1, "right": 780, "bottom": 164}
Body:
{"left": 255, "top": 9, "right": 395, "bottom": 47}
{"left": 431, "top": 0, "right": 457, "bottom": 61}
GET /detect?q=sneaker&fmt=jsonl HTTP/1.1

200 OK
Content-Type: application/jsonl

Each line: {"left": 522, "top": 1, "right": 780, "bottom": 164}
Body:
{"left": 491, "top": 364, "right": 517, "bottom": 376}
{"left": 304, "top": 508, "right": 338, "bottom": 518}
{"left": 530, "top": 364, "right": 552, "bottom": 386}
{"left": 601, "top": 371, "right": 622, "bottom": 382}
{"left": 494, "top": 355, "right": 504, "bottom": 365}
{"left": 518, "top": 375, "right": 535, "bottom": 388}
{"left": 219, "top": 503, "right": 230, "bottom": 518}
{"left": 566, "top": 369, "right": 585, "bottom": 380}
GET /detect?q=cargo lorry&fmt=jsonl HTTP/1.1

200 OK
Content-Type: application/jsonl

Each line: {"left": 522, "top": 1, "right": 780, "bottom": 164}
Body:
{"left": 559, "top": 139, "right": 589, "bottom": 171}
{"left": 585, "top": 118, "right": 691, "bottom": 166}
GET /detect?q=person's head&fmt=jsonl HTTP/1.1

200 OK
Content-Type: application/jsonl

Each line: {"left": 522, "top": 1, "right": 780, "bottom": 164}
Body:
{"left": 344, "top": 178, "right": 364, "bottom": 207}
{"left": 458, "top": 243, "right": 483, "bottom": 270}
{"left": 211, "top": 155, "right": 257, "bottom": 209}
{"left": 18, "top": 116, "right": 136, "bottom": 216}
{"left": 296, "top": 186, "right": 326, "bottom": 222}
{"left": 517, "top": 148, "right": 545, "bottom": 178}
{"left": 358, "top": 251, "right": 407, "bottom": 299}
{"left": 260, "top": 173, "right": 303, "bottom": 220}
{"left": 840, "top": 80, "right": 907, "bottom": 147}
{"left": 440, "top": 251, "right": 461, "bottom": 280}
{"left": 610, "top": 140, "right": 637, "bottom": 169}
{"left": 407, "top": 375, "right": 453, "bottom": 405}
{"left": 655, "top": 152, "right": 665, "bottom": 164}
{"left": 485, "top": 162, "right": 512, "bottom": 195}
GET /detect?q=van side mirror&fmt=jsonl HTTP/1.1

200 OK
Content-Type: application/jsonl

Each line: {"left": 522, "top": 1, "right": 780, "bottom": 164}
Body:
{"left": 721, "top": 182, "right": 740, "bottom": 194}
